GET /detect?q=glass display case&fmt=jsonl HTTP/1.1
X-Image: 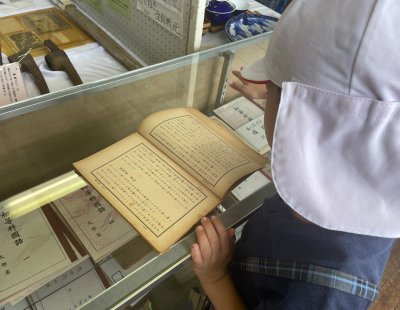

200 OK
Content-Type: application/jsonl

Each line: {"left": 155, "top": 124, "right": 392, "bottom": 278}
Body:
{"left": 0, "top": 33, "right": 277, "bottom": 310}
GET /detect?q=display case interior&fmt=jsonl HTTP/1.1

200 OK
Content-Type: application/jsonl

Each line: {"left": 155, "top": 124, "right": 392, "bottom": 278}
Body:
{"left": 0, "top": 34, "right": 274, "bottom": 310}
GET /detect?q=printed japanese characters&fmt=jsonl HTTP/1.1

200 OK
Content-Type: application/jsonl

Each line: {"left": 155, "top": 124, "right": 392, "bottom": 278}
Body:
{"left": 0, "top": 209, "right": 72, "bottom": 305}
{"left": 136, "top": 0, "right": 183, "bottom": 38}
{"left": 214, "top": 96, "right": 270, "bottom": 154}
{"left": 0, "top": 63, "right": 27, "bottom": 105}
{"left": 74, "top": 108, "right": 267, "bottom": 252}
{"left": 52, "top": 184, "right": 138, "bottom": 263}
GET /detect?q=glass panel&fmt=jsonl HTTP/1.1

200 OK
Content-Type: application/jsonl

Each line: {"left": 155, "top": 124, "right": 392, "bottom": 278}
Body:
{"left": 0, "top": 35, "right": 269, "bottom": 201}
{"left": 0, "top": 33, "right": 272, "bottom": 310}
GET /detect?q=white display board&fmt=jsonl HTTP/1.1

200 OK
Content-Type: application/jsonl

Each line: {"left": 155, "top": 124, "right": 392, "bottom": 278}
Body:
{"left": 73, "top": 0, "right": 206, "bottom": 65}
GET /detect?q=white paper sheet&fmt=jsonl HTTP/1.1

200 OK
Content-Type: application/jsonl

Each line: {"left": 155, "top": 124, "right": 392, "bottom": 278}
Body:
{"left": 0, "top": 63, "right": 27, "bottom": 105}
{"left": 30, "top": 259, "right": 105, "bottom": 310}
{"left": 231, "top": 170, "right": 270, "bottom": 201}
{"left": 235, "top": 114, "right": 269, "bottom": 153}
{"left": 214, "top": 96, "right": 264, "bottom": 129}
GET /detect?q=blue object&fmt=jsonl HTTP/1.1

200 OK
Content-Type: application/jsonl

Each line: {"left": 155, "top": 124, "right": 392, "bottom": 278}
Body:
{"left": 225, "top": 14, "right": 279, "bottom": 41}
{"left": 205, "top": 0, "right": 236, "bottom": 25}
{"left": 207, "top": 0, "right": 235, "bottom": 12}
{"left": 257, "top": 0, "right": 290, "bottom": 13}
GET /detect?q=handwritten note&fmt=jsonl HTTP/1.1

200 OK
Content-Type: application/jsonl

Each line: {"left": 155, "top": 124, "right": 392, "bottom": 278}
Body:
{"left": 0, "top": 63, "right": 27, "bottom": 106}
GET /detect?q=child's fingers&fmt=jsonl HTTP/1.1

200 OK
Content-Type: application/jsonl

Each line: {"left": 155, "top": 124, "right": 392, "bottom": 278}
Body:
{"left": 229, "top": 80, "right": 246, "bottom": 93}
{"left": 201, "top": 217, "right": 221, "bottom": 251}
{"left": 191, "top": 243, "right": 203, "bottom": 266}
{"left": 211, "top": 216, "right": 228, "bottom": 239}
{"left": 196, "top": 225, "right": 212, "bottom": 260}
{"left": 232, "top": 70, "right": 248, "bottom": 84}
{"left": 211, "top": 216, "right": 234, "bottom": 256}
{"left": 228, "top": 80, "right": 259, "bottom": 104}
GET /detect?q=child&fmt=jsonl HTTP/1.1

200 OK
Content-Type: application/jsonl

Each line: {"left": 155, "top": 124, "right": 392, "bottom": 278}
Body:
{"left": 192, "top": 0, "right": 400, "bottom": 309}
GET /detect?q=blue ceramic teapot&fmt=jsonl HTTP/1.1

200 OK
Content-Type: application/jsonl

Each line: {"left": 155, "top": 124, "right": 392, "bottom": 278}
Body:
{"left": 205, "top": 0, "right": 236, "bottom": 25}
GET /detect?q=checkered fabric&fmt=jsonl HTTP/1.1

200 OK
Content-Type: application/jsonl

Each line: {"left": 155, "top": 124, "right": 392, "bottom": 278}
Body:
{"left": 231, "top": 257, "right": 379, "bottom": 302}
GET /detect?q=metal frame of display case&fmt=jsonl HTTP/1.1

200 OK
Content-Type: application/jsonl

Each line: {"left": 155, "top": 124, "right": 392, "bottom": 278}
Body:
{"left": 0, "top": 33, "right": 275, "bottom": 309}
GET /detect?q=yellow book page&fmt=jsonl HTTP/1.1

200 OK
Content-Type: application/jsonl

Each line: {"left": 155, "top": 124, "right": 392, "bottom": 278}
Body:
{"left": 73, "top": 133, "right": 220, "bottom": 253}
{"left": 138, "top": 107, "right": 267, "bottom": 198}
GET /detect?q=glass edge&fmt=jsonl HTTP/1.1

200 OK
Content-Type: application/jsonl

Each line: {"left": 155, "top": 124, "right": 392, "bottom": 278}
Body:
{"left": 0, "top": 33, "right": 271, "bottom": 121}
{"left": 79, "top": 182, "right": 277, "bottom": 310}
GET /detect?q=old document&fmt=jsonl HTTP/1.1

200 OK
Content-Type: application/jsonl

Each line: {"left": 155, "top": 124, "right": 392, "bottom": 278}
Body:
{"left": 52, "top": 184, "right": 138, "bottom": 262}
{"left": 74, "top": 133, "right": 220, "bottom": 252}
{"left": 213, "top": 96, "right": 264, "bottom": 129}
{"left": 138, "top": 108, "right": 266, "bottom": 197}
{"left": 74, "top": 107, "right": 266, "bottom": 252}
{"left": 0, "top": 209, "right": 72, "bottom": 304}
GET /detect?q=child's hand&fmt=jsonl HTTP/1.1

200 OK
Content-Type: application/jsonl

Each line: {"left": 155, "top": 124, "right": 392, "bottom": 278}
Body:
{"left": 229, "top": 69, "right": 268, "bottom": 103}
{"left": 191, "top": 216, "right": 236, "bottom": 287}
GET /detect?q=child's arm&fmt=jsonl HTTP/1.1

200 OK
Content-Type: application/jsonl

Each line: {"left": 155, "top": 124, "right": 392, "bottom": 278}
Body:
{"left": 191, "top": 216, "right": 247, "bottom": 310}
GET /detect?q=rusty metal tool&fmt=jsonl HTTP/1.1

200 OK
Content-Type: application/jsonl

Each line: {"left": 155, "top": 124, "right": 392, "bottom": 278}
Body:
{"left": 8, "top": 49, "right": 50, "bottom": 95}
{"left": 44, "top": 39, "right": 83, "bottom": 86}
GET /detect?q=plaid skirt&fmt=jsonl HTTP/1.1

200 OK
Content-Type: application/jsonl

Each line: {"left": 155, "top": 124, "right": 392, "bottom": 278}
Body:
{"left": 230, "top": 194, "right": 394, "bottom": 309}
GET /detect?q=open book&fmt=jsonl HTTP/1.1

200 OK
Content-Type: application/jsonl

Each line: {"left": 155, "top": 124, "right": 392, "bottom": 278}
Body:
{"left": 73, "top": 108, "right": 267, "bottom": 252}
